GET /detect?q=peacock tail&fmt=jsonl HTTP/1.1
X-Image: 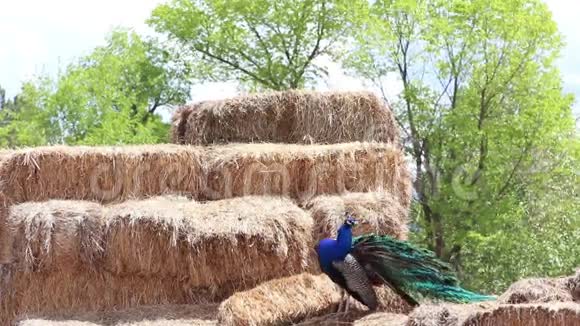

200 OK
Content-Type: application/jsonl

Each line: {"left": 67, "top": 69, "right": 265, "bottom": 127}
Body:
{"left": 351, "top": 234, "right": 496, "bottom": 304}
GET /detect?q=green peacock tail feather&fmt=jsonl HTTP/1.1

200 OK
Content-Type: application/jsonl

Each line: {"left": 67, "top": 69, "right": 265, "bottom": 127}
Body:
{"left": 351, "top": 234, "right": 496, "bottom": 304}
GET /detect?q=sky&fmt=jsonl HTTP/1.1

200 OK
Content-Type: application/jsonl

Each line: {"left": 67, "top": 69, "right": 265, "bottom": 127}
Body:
{"left": 0, "top": 0, "right": 578, "bottom": 120}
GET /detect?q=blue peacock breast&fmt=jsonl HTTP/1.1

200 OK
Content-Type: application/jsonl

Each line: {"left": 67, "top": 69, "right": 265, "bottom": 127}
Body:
{"left": 316, "top": 238, "right": 350, "bottom": 271}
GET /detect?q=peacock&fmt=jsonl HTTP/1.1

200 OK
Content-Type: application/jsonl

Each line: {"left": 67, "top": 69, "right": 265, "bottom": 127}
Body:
{"left": 315, "top": 213, "right": 495, "bottom": 312}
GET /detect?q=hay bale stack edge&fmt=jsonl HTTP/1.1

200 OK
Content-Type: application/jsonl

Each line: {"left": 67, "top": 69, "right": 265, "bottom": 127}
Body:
{"left": 500, "top": 276, "right": 577, "bottom": 304}
{"left": 0, "top": 196, "right": 313, "bottom": 324}
{"left": 16, "top": 304, "right": 218, "bottom": 326}
{"left": 0, "top": 145, "right": 205, "bottom": 204}
{"left": 217, "top": 273, "right": 411, "bottom": 326}
{"left": 204, "top": 143, "right": 411, "bottom": 204}
{"left": 172, "top": 90, "right": 399, "bottom": 145}
{"left": 217, "top": 273, "right": 341, "bottom": 326}
{"left": 407, "top": 302, "right": 580, "bottom": 326}
{"left": 0, "top": 142, "right": 410, "bottom": 205}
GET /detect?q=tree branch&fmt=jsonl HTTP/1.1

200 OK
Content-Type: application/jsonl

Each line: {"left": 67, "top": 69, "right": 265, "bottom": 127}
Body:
{"left": 244, "top": 18, "right": 283, "bottom": 89}
{"left": 294, "top": 1, "right": 326, "bottom": 88}
{"left": 193, "top": 45, "right": 276, "bottom": 89}
{"left": 496, "top": 143, "right": 530, "bottom": 198}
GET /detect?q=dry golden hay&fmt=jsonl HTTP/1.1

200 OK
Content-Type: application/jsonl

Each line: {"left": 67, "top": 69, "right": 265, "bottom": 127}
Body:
{"left": 500, "top": 276, "right": 575, "bottom": 304}
{"left": 217, "top": 273, "right": 411, "bottom": 326}
{"left": 203, "top": 142, "right": 411, "bottom": 205}
{"left": 102, "top": 196, "right": 312, "bottom": 285}
{"left": 1, "top": 200, "right": 105, "bottom": 271}
{"left": 304, "top": 191, "right": 409, "bottom": 241}
{"left": 0, "top": 270, "right": 216, "bottom": 326}
{"left": 171, "top": 105, "right": 195, "bottom": 145}
{"left": 0, "top": 145, "right": 204, "bottom": 204}
{"left": 298, "top": 310, "right": 410, "bottom": 326}
{"left": 2, "top": 196, "right": 312, "bottom": 282}
{"left": 19, "top": 321, "right": 99, "bottom": 326}
{"left": 19, "top": 320, "right": 214, "bottom": 326}
{"left": 0, "top": 192, "right": 11, "bottom": 263}
{"left": 172, "top": 90, "right": 399, "bottom": 145}
{"left": 0, "top": 196, "right": 313, "bottom": 324}
{"left": 566, "top": 269, "right": 580, "bottom": 301}
{"left": 16, "top": 304, "right": 218, "bottom": 326}
{"left": 353, "top": 312, "right": 409, "bottom": 326}
{"left": 218, "top": 273, "right": 341, "bottom": 326}
{"left": 0, "top": 142, "right": 410, "bottom": 205}
{"left": 407, "top": 302, "right": 580, "bottom": 326}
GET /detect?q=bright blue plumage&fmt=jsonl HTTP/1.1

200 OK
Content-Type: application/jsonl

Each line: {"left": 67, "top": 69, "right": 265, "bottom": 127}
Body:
{"left": 315, "top": 215, "right": 379, "bottom": 309}
{"left": 315, "top": 214, "right": 495, "bottom": 310}
{"left": 316, "top": 223, "right": 353, "bottom": 272}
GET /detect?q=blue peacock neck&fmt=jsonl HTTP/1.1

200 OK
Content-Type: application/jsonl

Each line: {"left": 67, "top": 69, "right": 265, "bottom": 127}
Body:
{"left": 335, "top": 224, "right": 353, "bottom": 257}
{"left": 316, "top": 221, "right": 355, "bottom": 272}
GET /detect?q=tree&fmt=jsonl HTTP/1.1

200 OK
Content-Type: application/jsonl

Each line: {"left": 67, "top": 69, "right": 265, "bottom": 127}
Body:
{"left": 0, "top": 85, "right": 5, "bottom": 109}
{"left": 0, "top": 30, "right": 192, "bottom": 146}
{"left": 346, "top": 0, "right": 579, "bottom": 291}
{"left": 148, "top": 0, "right": 368, "bottom": 90}
{"left": 0, "top": 83, "right": 47, "bottom": 147}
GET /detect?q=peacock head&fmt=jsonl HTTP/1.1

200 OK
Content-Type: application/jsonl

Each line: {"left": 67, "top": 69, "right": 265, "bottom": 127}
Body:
{"left": 343, "top": 212, "right": 358, "bottom": 228}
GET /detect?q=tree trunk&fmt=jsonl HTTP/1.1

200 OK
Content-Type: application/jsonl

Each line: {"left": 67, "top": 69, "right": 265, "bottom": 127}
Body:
{"left": 432, "top": 212, "right": 445, "bottom": 258}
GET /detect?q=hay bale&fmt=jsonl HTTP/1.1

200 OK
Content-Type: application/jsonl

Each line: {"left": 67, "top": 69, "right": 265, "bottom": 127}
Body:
{"left": 173, "top": 90, "right": 399, "bottom": 145}
{"left": 408, "top": 302, "right": 580, "bottom": 326}
{"left": 500, "top": 277, "right": 574, "bottom": 304}
{"left": 20, "top": 321, "right": 213, "bottom": 326}
{"left": 218, "top": 273, "right": 411, "bottom": 326}
{"left": 102, "top": 196, "right": 312, "bottom": 286}
{"left": 1, "top": 200, "right": 105, "bottom": 271}
{"left": 305, "top": 191, "right": 409, "bottom": 241}
{"left": 298, "top": 312, "right": 409, "bottom": 326}
{"left": 465, "top": 303, "right": 580, "bottom": 326}
{"left": 562, "top": 269, "right": 580, "bottom": 302}
{"left": 353, "top": 313, "right": 408, "bottom": 326}
{"left": 20, "top": 320, "right": 214, "bottom": 326}
{"left": 17, "top": 304, "right": 218, "bottom": 326}
{"left": 20, "top": 321, "right": 99, "bottom": 326}
{"left": 3, "top": 196, "right": 312, "bottom": 282}
{"left": 1, "top": 196, "right": 313, "bottom": 323}
{"left": 1, "top": 271, "right": 210, "bottom": 325}
{"left": 218, "top": 273, "right": 341, "bottom": 326}
{"left": 0, "top": 145, "right": 204, "bottom": 204}
{"left": 204, "top": 142, "right": 411, "bottom": 205}
{"left": 1, "top": 143, "right": 411, "bottom": 205}
{"left": 0, "top": 192, "right": 12, "bottom": 263}
{"left": 407, "top": 303, "right": 492, "bottom": 326}
{"left": 171, "top": 105, "right": 195, "bottom": 145}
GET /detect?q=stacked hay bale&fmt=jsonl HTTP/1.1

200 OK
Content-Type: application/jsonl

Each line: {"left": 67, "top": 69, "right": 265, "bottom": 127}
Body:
{"left": 0, "top": 90, "right": 412, "bottom": 325}
{"left": 0, "top": 196, "right": 313, "bottom": 324}
{"left": 16, "top": 304, "right": 219, "bottom": 325}
{"left": 171, "top": 90, "right": 399, "bottom": 145}
{"left": 174, "top": 90, "right": 411, "bottom": 325}
{"left": 217, "top": 273, "right": 411, "bottom": 326}
{"left": 406, "top": 302, "right": 580, "bottom": 326}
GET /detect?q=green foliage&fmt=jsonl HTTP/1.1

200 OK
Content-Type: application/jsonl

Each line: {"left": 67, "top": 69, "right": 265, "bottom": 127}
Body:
{"left": 148, "top": 0, "right": 368, "bottom": 90}
{"left": 0, "top": 29, "right": 191, "bottom": 147}
{"left": 347, "top": 0, "right": 579, "bottom": 292}
{"left": 0, "top": 80, "right": 54, "bottom": 147}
